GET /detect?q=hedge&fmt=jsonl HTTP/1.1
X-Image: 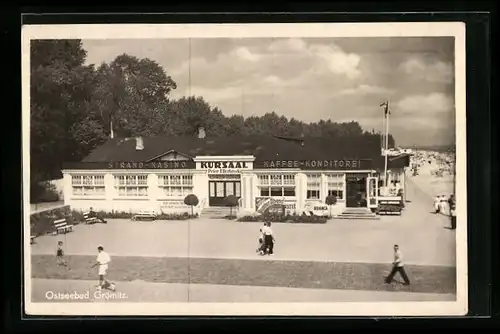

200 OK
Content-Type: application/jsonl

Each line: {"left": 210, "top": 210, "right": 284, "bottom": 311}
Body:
{"left": 237, "top": 213, "right": 328, "bottom": 224}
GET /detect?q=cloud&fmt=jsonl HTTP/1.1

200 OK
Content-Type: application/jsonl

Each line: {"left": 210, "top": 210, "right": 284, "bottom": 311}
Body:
{"left": 268, "top": 39, "right": 362, "bottom": 79}
{"left": 399, "top": 57, "right": 453, "bottom": 83}
{"left": 336, "top": 84, "right": 393, "bottom": 97}
{"left": 233, "top": 46, "right": 261, "bottom": 62}
{"left": 396, "top": 93, "right": 454, "bottom": 115}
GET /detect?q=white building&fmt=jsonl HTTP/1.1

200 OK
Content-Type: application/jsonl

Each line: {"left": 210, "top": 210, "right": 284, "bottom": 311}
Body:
{"left": 61, "top": 135, "right": 410, "bottom": 216}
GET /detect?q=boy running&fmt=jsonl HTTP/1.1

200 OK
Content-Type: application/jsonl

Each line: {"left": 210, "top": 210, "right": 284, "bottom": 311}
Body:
{"left": 90, "top": 246, "right": 116, "bottom": 291}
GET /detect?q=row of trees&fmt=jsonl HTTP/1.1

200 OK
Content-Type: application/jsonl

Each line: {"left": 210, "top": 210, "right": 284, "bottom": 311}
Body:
{"left": 30, "top": 39, "right": 394, "bottom": 198}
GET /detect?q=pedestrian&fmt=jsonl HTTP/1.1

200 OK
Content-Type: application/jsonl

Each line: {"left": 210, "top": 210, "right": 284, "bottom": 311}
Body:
{"left": 56, "top": 241, "right": 68, "bottom": 268}
{"left": 433, "top": 195, "right": 440, "bottom": 214}
{"left": 261, "top": 221, "right": 275, "bottom": 255}
{"left": 450, "top": 205, "right": 457, "bottom": 230}
{"left": 90, "top": 246, "right": 116, "bottom": 291}
{"left": 385, "top": 244, "right": 410, "bottom": 285}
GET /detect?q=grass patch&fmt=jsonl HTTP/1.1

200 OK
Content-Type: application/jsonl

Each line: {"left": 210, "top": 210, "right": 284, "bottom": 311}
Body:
{"left": 31, "top": 255, "right": 456, "bottom": 294}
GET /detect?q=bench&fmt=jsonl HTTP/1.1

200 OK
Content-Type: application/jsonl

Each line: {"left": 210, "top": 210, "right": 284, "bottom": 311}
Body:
{"left": 131, "top": 209, "right": 157, "bottom": 221}
{"left": 83, "top": 212, "right": 100, "bottom": 224}
{"left": 52, "top": 218, "right": 73, "bottom": 235}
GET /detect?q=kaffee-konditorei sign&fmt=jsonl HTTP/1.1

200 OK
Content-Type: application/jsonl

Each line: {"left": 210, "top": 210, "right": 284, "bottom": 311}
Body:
{"left": 254, "top": 159, "right": 371, "bottom": 170}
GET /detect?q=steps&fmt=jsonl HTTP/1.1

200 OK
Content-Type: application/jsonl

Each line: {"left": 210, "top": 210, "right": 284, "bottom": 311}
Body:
{"left": 334, "top": 207, "right": 380, "bottom": 220}
{"left": 201, "top": 206, "right": 234, "bottom": 218}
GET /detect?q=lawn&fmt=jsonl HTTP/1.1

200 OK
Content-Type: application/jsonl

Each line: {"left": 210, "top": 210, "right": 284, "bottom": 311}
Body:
{"left": 31, "top": 254, "right": 456, "bottom": 294}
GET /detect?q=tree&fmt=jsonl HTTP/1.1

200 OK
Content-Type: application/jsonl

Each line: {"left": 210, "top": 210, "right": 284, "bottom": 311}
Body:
{"left": 325, "top": 195, "right": 338, "bottom": 218}
{"left": 93, "top": 54, "right": 177, "bottom": 137}
{"left": 30, "top": 39, "right": 104, "bottom": 186}
{"left": 184, "top": 194, "right": 199, "bottom": 217}
{"left": 224, "top": 195, "right": 239, "bottom": 217}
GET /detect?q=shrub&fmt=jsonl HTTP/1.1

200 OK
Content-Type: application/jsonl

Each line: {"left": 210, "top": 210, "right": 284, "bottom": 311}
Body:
{"left": 224, "top": 195, "right": 239, "bottom": 216}
{"left": 157, "top": 212, "right": 198, "bottom": 220}
{"left": 325, "top": 195, "right": 337, "bottom": 217}
{"left": 184, "top": 194, "right": 199, "bottom": 216}
{"left": 223, "top": 215, "right": 238, "bottom": 220}
{"left": 30, "top": 181, "right": 60, "bottom": 203}
{"left": 237, "top": 215, "right": 262, "bottom": 222}
{"left": 236, "top": 213, "right": 327, "bottom": 224}
{"left": 30, "top": 205, "right": 72, "bottom": 236}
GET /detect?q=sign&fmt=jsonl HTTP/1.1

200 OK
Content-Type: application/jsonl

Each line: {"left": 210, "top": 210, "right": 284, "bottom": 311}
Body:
{"left": 254, "top": 159, "right": 371, "bottom": 170}
{"left": 255, "top": 197, "right": 296, "bottom": 214}
{"left": 63, "top": 161, "right": 195, "bottom": 170}
{"left": 200, "top": 161, "right": 250, "bottom": 174}
{"left": 160, "top": 200, "right": 190, "bottom": 209}
{"left": 304, "top": 201, "right": 329, "bottom": 216}
{"left": 377, "top": 199, "right": 402, "bottom": 215}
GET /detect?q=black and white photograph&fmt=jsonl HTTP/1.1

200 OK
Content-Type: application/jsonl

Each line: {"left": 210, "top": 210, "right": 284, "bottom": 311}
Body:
{"left": 23, "top": 23, "right": 467, "bottom": 316}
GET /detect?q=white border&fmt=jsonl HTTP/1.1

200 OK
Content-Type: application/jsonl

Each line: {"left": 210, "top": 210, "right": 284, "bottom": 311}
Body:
{"left": 22, "top": 22, "right": 467, "bottom": 316}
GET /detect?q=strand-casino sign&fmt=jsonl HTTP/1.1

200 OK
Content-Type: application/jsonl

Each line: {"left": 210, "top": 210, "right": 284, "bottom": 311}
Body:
{"left": 254, "top": 159, "right": 371, "bottom": 170}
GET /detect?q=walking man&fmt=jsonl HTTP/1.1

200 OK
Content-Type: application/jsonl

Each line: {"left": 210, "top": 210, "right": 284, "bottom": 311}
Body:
{"left": 385, "top": 244, "right": 410, "bottom": 285}
{"left": 90, "top": 246, "right": 115, "bottom": 291}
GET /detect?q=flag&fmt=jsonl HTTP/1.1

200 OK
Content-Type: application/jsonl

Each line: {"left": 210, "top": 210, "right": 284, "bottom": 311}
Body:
{"left": 380, "top": 101, "right": 390, "bottom": 116}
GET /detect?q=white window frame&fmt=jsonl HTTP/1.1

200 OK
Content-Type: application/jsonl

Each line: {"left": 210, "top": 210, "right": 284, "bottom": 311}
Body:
{"left": 326, "top": 173, "right": 345, "bottom": 200}
{"left": 114, "top": 174, "right": 149, "bottom": 197}
{"left": 158, "top": 174, "right": 194, "bottom": 198}
{"left": 71, "top": 174, "right": 105, "bottom": 196}
{"left": 306, "top": 173, "right": 321, "bottom": 200}
{"left": 257, "top": 174, "right": 296, "bottom": 197}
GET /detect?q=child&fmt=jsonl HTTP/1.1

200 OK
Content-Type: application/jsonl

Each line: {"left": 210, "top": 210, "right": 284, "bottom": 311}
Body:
{"left": 56, "top": 241, "right": 68, "bottom": 267}
{"left": 256, "top": 228, "right": 265, "bottom": 255}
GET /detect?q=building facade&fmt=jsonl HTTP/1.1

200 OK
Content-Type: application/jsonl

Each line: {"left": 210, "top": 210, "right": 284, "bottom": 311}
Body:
{"left": 61, "top": 135, "right": 410, "bottom": 216}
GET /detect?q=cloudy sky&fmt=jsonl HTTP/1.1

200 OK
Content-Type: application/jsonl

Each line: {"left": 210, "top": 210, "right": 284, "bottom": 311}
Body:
{"left": 82, "top": 37, "right": 455, "bottom": 147}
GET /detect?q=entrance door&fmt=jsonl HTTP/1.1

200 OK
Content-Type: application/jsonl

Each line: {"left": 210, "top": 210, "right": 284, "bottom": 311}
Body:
{"left": 345, "top": 174, "right": 368, "bottom": 208}
{"left": 209, "top": 181, "right": 241, "bottom": 207}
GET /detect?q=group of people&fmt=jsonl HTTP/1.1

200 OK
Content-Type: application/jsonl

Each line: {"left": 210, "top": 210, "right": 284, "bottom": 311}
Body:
{"left": 433, "top": 194, "right": 457, "bottom": 230}
{"left": 56, "top": 242, "right": 116, "bottom": 292}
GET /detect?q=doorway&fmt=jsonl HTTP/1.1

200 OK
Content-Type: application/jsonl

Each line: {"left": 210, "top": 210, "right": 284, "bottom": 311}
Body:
{"left": 345, "top": 173, "right": 368, "bottom": 208}
{"left": 208, "top": 181, "right": 241, "bottom": 207}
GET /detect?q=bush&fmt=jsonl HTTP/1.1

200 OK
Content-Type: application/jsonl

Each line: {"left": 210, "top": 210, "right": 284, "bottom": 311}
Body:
{"left": 223, "top": 215, "right": 238, "bottom": 220}
{"left": 224, "top": 195, "right": 239, "bottom": 216}
{"left": 157, "top": 212, "right": 198, "bottom": 220}
{"left": 237, "top": 215, "right": 262, "bottom": 222}
{"left": 30, "top": 205, "right": 72, "bottom": 236}
{"left": 30, "top": 181, "right": 60, "bottom": 203}
{"left": 184, "top": 194, "right": 199, "bottom": 216}
{"left": 236, "top": 213, "right": 327, "bottom": 224}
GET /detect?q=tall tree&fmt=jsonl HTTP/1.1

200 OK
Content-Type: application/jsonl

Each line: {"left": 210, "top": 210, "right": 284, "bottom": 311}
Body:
{"left": 93, "top": 54, "right": 177, "bottom": 137}
{"left": 30, "top": 39, "right": 104, "bottom": 184}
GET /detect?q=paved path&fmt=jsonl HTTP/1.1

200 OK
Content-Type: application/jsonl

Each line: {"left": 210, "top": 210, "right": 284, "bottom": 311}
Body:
{"left": 31, "top": 279, "right": 456, "bottom": 303}
{"left": 30, "top": 184, "right": 456, "bottom": 266}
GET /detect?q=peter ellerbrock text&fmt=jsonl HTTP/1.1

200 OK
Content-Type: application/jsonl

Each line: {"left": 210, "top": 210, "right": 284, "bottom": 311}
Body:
{"left": 255, "top": 159, "right": 371, "bottom": 170}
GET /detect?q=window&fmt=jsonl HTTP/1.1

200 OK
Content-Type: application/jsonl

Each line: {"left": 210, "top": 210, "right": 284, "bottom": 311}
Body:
{"left": 306, "top": 174, "right": 321, "bottom": 199}
{"left": 72, "top": 175, "right": 105, "bottom": 196}
{"left": 158, "top": 174, "right": 193, "bottom": 197}
{"left": 114, "top": 174, "right": 148, "bottom": 197}
{"left": 258, "top": 174, "right": 296, "bottom": 197}
{"left": 326, "top": 173, "right": 344, "bottom": 200}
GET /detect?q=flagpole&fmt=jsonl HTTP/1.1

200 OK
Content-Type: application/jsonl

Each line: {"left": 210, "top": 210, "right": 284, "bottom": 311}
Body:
{"left": 110, "top": 119, "right": 114, "bottom": 139}
{"left": 383, "top": 101, "right": 390, "bottom": 189}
